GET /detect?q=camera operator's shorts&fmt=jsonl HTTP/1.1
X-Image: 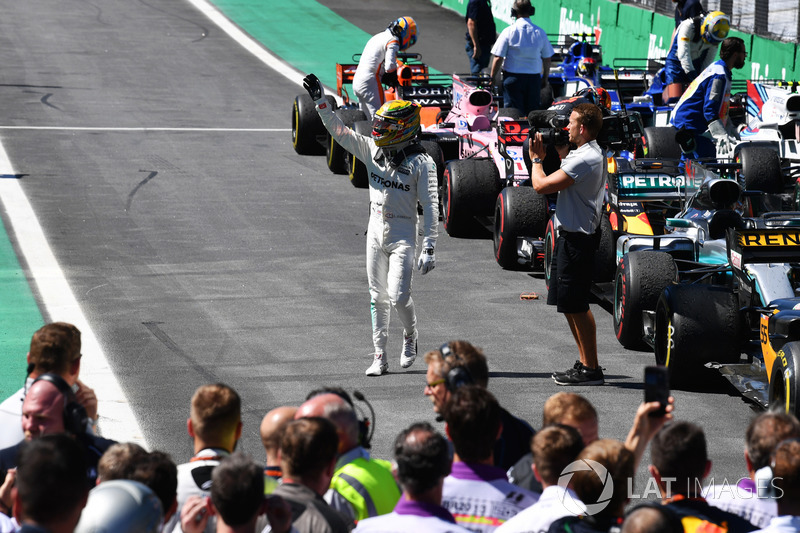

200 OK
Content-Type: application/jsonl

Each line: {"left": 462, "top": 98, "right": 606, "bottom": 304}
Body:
{"left": 547, "top": 229, "right": 600, "bottom": 314}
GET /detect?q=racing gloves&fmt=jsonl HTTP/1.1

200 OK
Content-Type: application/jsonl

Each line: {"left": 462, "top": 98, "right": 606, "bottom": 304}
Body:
{"left": 708, "top": 119, "right": 738, "bottom": 157}
{"left": 381, "top": 70, "right": 399, "bottom": 88}
{"left": 303, "top": 73, "right": 324, "bottom": 102}
{"left": 417, "top": 247, "right": 435, "bottom": 275}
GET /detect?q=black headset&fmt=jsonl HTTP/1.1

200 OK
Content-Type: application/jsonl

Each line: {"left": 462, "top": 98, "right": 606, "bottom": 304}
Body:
{"left": 439, "top": 342, "right": 475, "bottom": 392}
{"left": 306, "top": 387, "right": 375, "bottom": 449}
{"left": 30, "top": 373, "right": 88, "bottom": 436}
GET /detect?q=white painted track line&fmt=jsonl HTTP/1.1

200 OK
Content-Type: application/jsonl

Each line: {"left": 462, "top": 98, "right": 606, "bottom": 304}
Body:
{"left": 0, "top": 0, "right": 328, "bottom": 449}
{"left": 0, "top": 142, "right": 146, "bottom": 445}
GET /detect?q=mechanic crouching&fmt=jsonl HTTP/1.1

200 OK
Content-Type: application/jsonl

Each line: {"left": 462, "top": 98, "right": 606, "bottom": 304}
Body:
{"left": 529, "top": 103, "right": 607, "bottom": 386}
{"left": 302, "top": 74, "right": 439, "bottom": 377}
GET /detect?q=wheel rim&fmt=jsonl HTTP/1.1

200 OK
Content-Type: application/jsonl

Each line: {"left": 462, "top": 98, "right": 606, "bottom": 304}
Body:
{"left": 493, "top": 197, "right": 503, "bottom": 254}
{"left": 347, "top": 153, "right": 355, "bottom": 180}
{"left": 664, "top": 317, "right": 674, "bottom": 368}
{"left": 654, "top": 307, "right": 668, "bottom": 365}
{"left": 613, "top": 271, "right": 624, "bottom": 326}
{"left": 292, "top": 103, "right": 299, "bottom": 146}
{"left": 768, "top": 365, "right": 789, "bottom": 413}
{"left": 443, "top": 170, "right": 452, "bottom": 229}
{"left": 327, "top": 135, "right": 335, "bottom": 167}
{"left": 544, "top": 226, "right": 553, "bottom": 287}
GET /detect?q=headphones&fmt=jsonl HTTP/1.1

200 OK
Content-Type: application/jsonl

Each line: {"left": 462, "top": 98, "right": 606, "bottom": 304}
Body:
{"left": 307, "top": 387, "right": 375, "bottom": 449}
{"left": 30, "top": 373, "right": 88, "bottom": 435}
{"left": 439, "top": 342, "right": 475, "bottom": 392}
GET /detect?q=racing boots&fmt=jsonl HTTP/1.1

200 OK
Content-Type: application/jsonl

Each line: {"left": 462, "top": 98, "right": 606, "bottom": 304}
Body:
{"left": 366, "top": 353, "right": 388, "bottom": 376}
{"left": 400, "top": 330, "right": 418, "bottom": 368}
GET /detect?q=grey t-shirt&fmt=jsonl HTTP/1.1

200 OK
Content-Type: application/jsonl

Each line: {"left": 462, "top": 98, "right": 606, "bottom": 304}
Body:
{"left": 554, "top": 140, "right": 607, "bottom": 234}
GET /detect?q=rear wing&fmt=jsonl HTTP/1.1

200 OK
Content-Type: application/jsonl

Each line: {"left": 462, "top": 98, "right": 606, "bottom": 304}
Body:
{"left": 729, "top": 220, "right": 800, "bottom": 266}
{"left": 609, "top": 159, "right": 707, "bottom": 202}
{"left": 612, "top": 169, "right": 688, "bottom": 201}
{"left": 396, "top": 80, "right": 453, "bottom": 108}
{"left": 335, "top": 53, "right": 432, "bottom": 101}
{"left": 548, "top": 33, "right": 602, "bottom": 65}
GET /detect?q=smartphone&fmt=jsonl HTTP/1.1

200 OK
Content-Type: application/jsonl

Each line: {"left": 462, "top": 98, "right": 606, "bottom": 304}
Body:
{"left": 644, "top": 365, "right": 669, "bottom": 417}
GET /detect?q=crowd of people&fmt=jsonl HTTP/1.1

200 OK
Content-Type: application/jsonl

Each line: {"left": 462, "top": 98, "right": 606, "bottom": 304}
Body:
{"left": 0, "top": 323, "right": 798, "bottom": 533}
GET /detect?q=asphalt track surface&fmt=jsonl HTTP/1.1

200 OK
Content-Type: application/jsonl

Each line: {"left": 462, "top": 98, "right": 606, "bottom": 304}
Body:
{"left": 0, "top": 0, "right": 756, "bottom": 497}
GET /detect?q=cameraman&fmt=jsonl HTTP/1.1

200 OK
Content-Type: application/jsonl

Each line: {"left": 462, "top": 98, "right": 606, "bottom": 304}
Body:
{"left": 529, "top": 103, "right": 606, "bottom": 386}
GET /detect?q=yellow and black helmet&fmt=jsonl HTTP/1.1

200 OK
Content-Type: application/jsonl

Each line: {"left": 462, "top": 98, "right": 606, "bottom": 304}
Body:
{"left": 372, "top": 100, "right": 422, "bottom": 147}
{"left": 701, "top": 11, "right": 730, "bottom": 44}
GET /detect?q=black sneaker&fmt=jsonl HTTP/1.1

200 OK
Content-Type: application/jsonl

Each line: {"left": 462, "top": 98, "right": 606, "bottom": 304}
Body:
{"left": 553, "top": 364, "right": 605, "bottom": 386}
{"left": 551, "top": 360, "right": 582, "bottom": 380}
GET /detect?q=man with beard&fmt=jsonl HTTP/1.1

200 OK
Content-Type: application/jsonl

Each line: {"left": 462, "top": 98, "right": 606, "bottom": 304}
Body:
{"left": 670, "top": 37, "right": 747, "bottom": 158}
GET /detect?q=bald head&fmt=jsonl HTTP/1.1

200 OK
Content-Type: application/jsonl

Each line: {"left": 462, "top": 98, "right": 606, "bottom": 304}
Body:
{"left": 296, "top": 393, "right": 360, "bottom": 453}
{"left": 260, "top": 406, "right": 298, "bottom": 465}
{"left": 622, "top": 506, "right": 682, "bottom": 533}
{"left": 22, "top": 379, "right": 67, "bottom": 440}
{"left": 296, "top": 393, "right": 346, "bottom": 418}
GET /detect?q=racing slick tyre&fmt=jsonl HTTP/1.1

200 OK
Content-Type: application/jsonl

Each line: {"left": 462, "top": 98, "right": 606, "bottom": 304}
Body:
{"left": 292, "top": 93, "right": 331, "bottom": 155}
{"left": 544, "top": 215, "right": 556, "bottom": 290}
{"left": 327, "top": 108, "right": 366, "bottom": 175}
{"left": 654, "top": 284, "right": 743, "bottom": 389}
{"left": 348, "top": 120, "right": 372, "bottom": 189}
{"left": 768, "top": 341, "right": 800, "bottom": 418}
{"left": 497, "top": 107, "right": 523, "bottom": 120}
{"left": 637, "top": 127, "right": 682, "bottom": 160}
{"left": 613, "top": 251, "right": 677, "bottom": 350}
{"left": 739, "top": 145, "right": 783, "bottom": 194}
{"left": 420, "top": 140, "right": 445, "bottom": 188}
{"left": 493, "top": 187, "right": 548, "bottom": 270}
{"left": 443, "top": 159, "right": 500, "bottom": 238}
{"left": 592, "top": 215, "right": 615, "bottom": 283}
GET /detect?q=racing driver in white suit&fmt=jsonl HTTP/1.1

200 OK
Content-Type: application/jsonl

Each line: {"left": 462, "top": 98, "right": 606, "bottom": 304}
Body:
{"left": 353, "top": 16, "right": 417, "bottom": 120}
{"left": 303, "top": 73, "right": 438, "bottom": 376}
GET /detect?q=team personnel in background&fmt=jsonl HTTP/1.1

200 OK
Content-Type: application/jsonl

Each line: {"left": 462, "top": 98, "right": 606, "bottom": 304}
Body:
{"left": 440, "top": 386, "right": 538, "bottom": 531}
{"left": 354, "top": 422, "right": 471, "bottom": 533}
{"left": 704, "top": 412, "right": 800, "bottom": 528}
{"left": 496, "top": 425, "right": 585, "bottom": 532}
{"left": 663, "top": 11, "right": 730, "bottom": 94}
{"left": 649, "top": 421, "right": 758, "bottom": 532}
{"left": 295, "top": 393, "right": 400, "bottom": 522}
{"left": 0, "top": 322, "right": 98, "bottom": 449}
{"left": 673, "top": 0, "right": 705, "bottom": 27}
{"left": 168, "top": 383, "right": 242, "bottom": 533}
{"left": 303, "top": 74, "right": 438, "bottom": 377}
{"left": 670, "top": 37, "right": 746, "bottom": 158}
{"left": 489, "top": 0, "right": 553, "bottom": 115}
{"left": 465, "top": 0, "right": 496, "bottom": 75}
{"left": 754, "top": 439, "right": 800, "bottom": 533}
{"left": 529, "top": 103, "right": 607, "bottom": 385}
{"left": 422, "top": 341, "right": 535, "bottom": 471}
{"left": 353, "top": 17, "right": 417, "bottom": 120}
{"left": 0, "top": 374, "right": 116, "bottom": 486}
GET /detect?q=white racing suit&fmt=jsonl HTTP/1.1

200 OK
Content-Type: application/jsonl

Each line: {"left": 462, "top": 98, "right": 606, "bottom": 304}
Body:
{"left": 353, "top": 29, "right": 400, "bottom": 119}
{"left": 316, "top": 98, "right": 438, "bottom": 355}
